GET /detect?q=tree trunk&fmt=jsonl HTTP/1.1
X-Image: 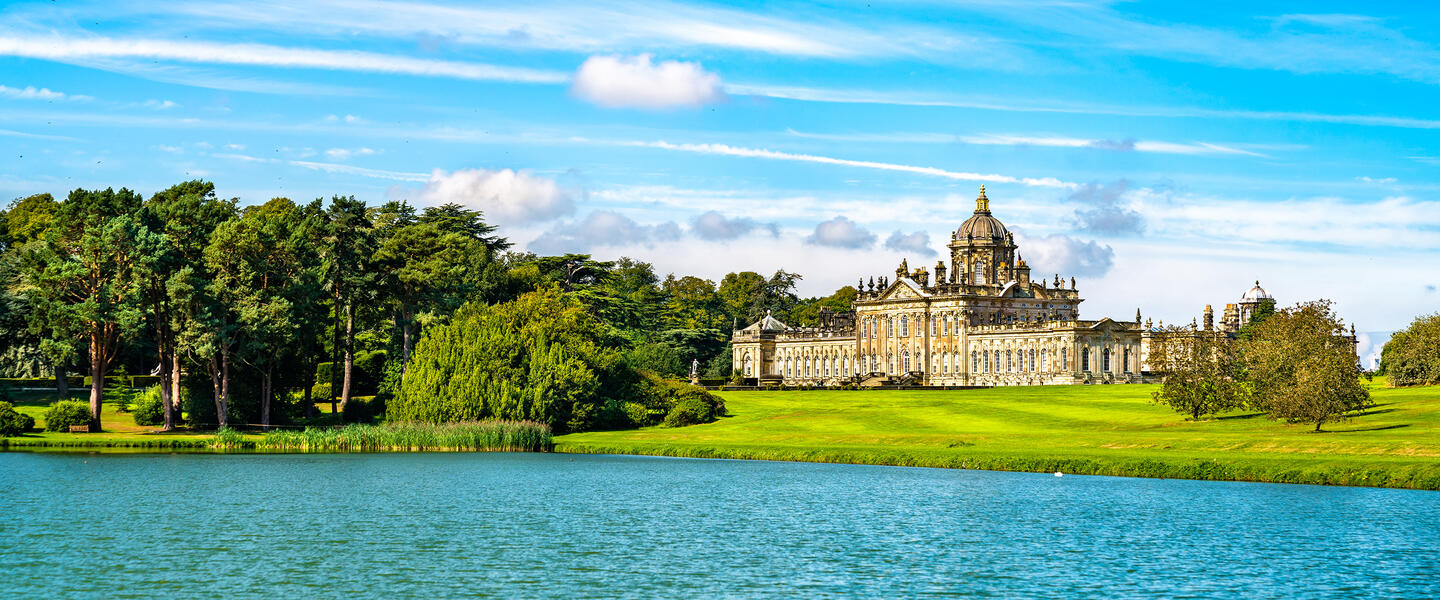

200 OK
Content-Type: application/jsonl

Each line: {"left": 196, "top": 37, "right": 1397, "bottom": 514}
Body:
{"left": 221, "top": 349, "right": 231, "bottom": 428}
{"left": 171, "top": 351, "right": 183, "bottom": 427}
{"left": 261, "top": 359, "right": 273, "bottom": 428}
{"left": 339, "top": 304, "right": 355, "bottom": 412}
{"left": 1314, "top": 420, "right": 1323, "bottom": 432}
{"left": 210, "top": 354, "right": 227, "bottom": 430}
{"left": 158, "top": 334, "right": 175, "bottom": 431}
{"left": 89, "top": 358, "right": 104, "bottom": 432}
{"left": 55, "top": 362, "right": 68, "bottom": 397}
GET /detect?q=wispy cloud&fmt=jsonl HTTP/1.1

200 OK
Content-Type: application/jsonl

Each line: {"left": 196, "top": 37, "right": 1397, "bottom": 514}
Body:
{"left": 288, "top": 159, "right": 427, "bottom": 181}
{"left": 624, "top": 140, "right": 1073, "bottom": 188}
{"left": 735, "top": 83, "right": 1440, "bottom": 130}
{"left": 0, "top": 84, "right": 92, "bottom": 101}
{"left": 151, "top": 0, "right": 978, "bottom": 60}
{"left": 0, "top": 35, "right": 569, "bottom": 84}
{"left": 323, "top": 146, "right": 376, "bottom": 160}
{"left": 959, "top": 134, "right": 1267, "bottom": 157}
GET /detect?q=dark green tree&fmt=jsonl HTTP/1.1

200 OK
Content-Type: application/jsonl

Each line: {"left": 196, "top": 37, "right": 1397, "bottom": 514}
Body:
{"left": 21, "top": 188, "right": 152, "bottom": 430}
{"left": 321, "top": 196, "right": 376, "bottom": 412}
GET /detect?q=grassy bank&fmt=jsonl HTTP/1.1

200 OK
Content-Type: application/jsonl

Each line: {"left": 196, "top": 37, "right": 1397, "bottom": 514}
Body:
{"left": 2, "top": 389, "right": 552, "bottom": 453}
{"left": 555, "top": 380, "right": 1440, "bottom": 490}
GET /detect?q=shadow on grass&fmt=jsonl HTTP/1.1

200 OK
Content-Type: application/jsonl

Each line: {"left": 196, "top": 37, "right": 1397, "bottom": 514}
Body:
{"left": 1329, "top": 424, "right": 1410, "bottom": 433}
{"left": 1214, "top": 412, "right": 1267, "bottom": 421}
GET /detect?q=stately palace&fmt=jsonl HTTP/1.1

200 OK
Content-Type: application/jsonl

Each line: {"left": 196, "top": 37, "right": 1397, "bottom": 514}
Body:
{"left": 731, "top": 187, "right": 1276, "bottom": 386}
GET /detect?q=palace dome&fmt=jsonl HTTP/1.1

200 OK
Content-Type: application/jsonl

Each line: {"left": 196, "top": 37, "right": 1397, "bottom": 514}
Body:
{"left": 1241, "top": 280, "right": 1271, "bottom": 302}
{"left": 956, "top": 185, "right": 1008, "bottom": 241}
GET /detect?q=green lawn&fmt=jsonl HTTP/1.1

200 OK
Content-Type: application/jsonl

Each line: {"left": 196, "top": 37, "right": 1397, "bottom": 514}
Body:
{"left": 556, "top": 379, "right": 1440, "bottom": 490}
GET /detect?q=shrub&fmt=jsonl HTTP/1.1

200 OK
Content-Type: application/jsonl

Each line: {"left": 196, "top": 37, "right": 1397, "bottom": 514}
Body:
{"left": 132, "top": 386, "right": 165, "bottom": 426}
{"left": 311, "top": 382, "right": 334, "bottom": 402}
{"left": 628, "top": 342, "right": 685, "bottom": 377}
{"left": 342, "top": 396, "right": 384, "bottom": 423}
{"left": 664, "top": 397, "right": 718, "bottom": 428}
{"left": 0, "top": 401, "right": 35, "bottom": 436}
{"left": 44, "top": 400, "right": 92, "bottom": 432}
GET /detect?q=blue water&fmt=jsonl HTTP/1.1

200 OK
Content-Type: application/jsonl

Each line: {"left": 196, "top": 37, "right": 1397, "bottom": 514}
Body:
{"left": 1, "top": 453, "right": 1436, "bottom": 599}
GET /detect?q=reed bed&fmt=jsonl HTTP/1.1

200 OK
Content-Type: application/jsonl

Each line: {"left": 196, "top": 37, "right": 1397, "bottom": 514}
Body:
{"left": 212, "top": 421, "right": 553, "bottom": 452}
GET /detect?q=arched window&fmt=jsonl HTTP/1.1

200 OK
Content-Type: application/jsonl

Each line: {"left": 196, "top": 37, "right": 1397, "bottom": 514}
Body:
{"left": 744, "top": 354, "right": 753, "bottom": 377}
{"left": 902, "top": 350, "right": 911, "bottom": 372}
{"left": 1081, "top": 347, "right": 1090, "bottom": 372}
{"left": 932, "top": 317, "right": 938, "bottom": 336}
{"left": 1006, "top": 350, "right": 1013, "bottom": 372}
{"left": 1123, "top": 348, "right": 1131, "bottom": 373}
{"left": 1017, "top": 349, "right": 1024, "bottom": 372}
{"left": 1062, "top": 347, "right": 1069, "bottom": 371}
{"left": 1030, "top": 349, "right": 1037, "bottom": 372}
{"left": 1041, "top": 349, "right": 1049, "bottom": 372}
{"left": 1103, "top": 347, "right": 1112, "bottom": 372}
{"left": 973, "top": 261, "right": 985, "bottom": 285}
{"left": 972, "top": 351, "right": 979, "bottom": 373}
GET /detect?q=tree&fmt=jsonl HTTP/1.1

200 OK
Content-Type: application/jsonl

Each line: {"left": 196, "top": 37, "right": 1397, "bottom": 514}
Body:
{"left": 390, "top": 287, "right": 627, "bottom": 432}
{"left": 717, "top": 269, "right": 802, "bottom": 326}
{"left": 791, "top": 285, "right": 858, "bottom": 326}
{"left": 321, "top": 196, "right": 376, "bottom": 412}
{"left": 1244, "top": 300, "right": 1370, "bottom": 431}
{"left": 661, "top": 275, "right": 724, "bottom": 330}
{"left": 143, "top": 181, "right": 237, "bottom": 429}
{"left": 209, "top": 198, "right": 322, "bottom": 426}
{"left": 1379, "top": 313, "right": 1440, "bottom": 387}
{"left": 1147, "top": 326, "right": 1247, "bottom": 420}
{"left": 21, "top": 188, "right": 151, "bottom": 430}
{"left": 370, "top": 201, "right": 509, "bottom": 380}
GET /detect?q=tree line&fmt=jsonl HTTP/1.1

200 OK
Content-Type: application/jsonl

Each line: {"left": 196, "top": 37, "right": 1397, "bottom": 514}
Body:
{"left": 0, "top": 181, "right": 851, "bottom": 431}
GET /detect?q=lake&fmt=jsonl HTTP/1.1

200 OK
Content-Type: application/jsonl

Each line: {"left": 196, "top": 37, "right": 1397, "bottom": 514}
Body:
{"left": 1, "top": 452, "right": 1436, "bottom": 598}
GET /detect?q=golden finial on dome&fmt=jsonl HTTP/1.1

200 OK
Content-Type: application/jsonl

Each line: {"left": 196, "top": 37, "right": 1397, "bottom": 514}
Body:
{"left": 976, "top": 185, "right": 990, "bottom": 212}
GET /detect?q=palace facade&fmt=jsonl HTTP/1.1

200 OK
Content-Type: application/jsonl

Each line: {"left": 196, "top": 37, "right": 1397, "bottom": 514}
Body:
{"left": 731, "top": 187, "right": 1276, "bottom": 387}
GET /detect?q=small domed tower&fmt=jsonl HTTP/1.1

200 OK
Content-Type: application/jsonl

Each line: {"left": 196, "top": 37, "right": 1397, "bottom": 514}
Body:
{"left": 949, "top": 185, "right": 1017, "bottom": 286}
{"left": 1238, "top": 280, "right": 1274, "bottom": 324}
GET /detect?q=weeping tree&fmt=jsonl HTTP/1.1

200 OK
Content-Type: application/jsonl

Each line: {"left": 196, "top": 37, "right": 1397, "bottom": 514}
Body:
{"left": 390, "top": 287, "right": 628, "bottom": 432}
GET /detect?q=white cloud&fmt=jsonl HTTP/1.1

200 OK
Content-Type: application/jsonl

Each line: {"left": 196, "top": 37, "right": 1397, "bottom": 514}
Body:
{"left": 691, "top": 210, "right": 778, "bottom": 240}
{"left": 1014, "top": 232, "right": 1115, "bottom": 278}
{"left": 529, "top": 210, "right": 682, "bottom": 253}
{"left": 411, "top": 168, "right": 576, "bottom": 225}
{"left": 571, "top": 54, "right": 723, "bottom": 109}
{"left": 324, "top": 146, "right": 376, "bottom": 160}
{"left": 627, "top": 140, "right": 1072, "bottom": 188}
{"left": 806, "top": 216, "right": 876, "bottom": 249}
{"left": 0, "top": 84, "right": 91, "bottom": 101}
{"left": 1356, "top": 176, "right": 1397, "bottom": 184}
{"left": 224, "top": 143, "right": 245, "bottom": 150}
{"left": 0, "top": 35, "right": 568, "bottom": 84}
{"left": 144, "top": 99, "right": 180, "bottom": 110}
{"left": 884, "top": 230, "right": 936, "bottom": 257}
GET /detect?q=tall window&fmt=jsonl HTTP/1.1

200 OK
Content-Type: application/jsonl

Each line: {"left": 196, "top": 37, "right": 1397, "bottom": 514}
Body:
{"left": 1122, "top": 348, "right": 1131, "bottom": 373}
{"left": 1029, "top": 349, "right": 1037, "bottom": 372}
{"left": 744, "top": 354, "right": 753, "bottom": 377}
{"left": 973, "top": 261, "right": 985, "bottom": 285}
{"left": 900, "top": 316, "right": 908, "bottom": 337}
{"left": 1041, "top": 349, "right": 1049, "bottom": 372}
{"left": 983, "top": 351, "right": 990, "bottom": 373}
{"left": 1062, "top": 348, "right": 1069, "bottom": 371}
{"left": 972, "top": 351, "right": 979, "bottom": 373}
{"left": 1081, "top": 347, "right": 1090, "bottom": 372}
{"left": 1103, "top": 347, "right": 1111, "bottom": 372}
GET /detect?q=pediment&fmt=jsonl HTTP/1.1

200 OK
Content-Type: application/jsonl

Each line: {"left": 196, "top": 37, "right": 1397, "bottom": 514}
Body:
{"left": 877, "top": 277, "right": 929, "bottom": 301}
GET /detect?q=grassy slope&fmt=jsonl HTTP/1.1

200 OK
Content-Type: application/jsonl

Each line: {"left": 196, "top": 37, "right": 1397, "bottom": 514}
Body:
{"left": 556, "top": 380, "right": 1440, "bottom": 490}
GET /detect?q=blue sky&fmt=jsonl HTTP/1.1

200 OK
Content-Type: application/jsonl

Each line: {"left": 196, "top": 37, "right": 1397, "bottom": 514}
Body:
{"left": 2, "top": 0, "right": 1437, "bottom": 361}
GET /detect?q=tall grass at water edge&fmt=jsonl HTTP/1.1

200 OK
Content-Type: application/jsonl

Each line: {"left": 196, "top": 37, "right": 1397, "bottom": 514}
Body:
{"left": 213, "top": 421, "right": 553, "bottom": 452}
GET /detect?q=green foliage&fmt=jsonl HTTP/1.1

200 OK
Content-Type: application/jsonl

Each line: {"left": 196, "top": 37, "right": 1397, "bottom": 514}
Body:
{"left": 44, "top": 400, "right": 92, "bottom": 432}
{"left": 1148, "top": 328, "right": 1247, "bottom": 419}
{"left": 342, "top": 395, "right": 384, "bottom": 423}
{"left": 628, "top": 342, "right": 684, "bottom": 377}
{"left": 131, "top": 386, "right": 165, "bottom": 426}
{"left": 791, "top": 286, "right": 859, "bottom": 326}
{"left": 611, "top": 371, "right": 725, "bottom": 428}
{"left": 664, "top": 397, "right": 719, "bottom": 427}
{"left": 1244, "top": 300, "right": 1370, "bottom": 431}
{"left": 391, "top": 287, "right": 627, "bottom": 432}
{"left": 1381, "top": 313, "right": 1440, "bottom": 387}
{"left": 0, "top": 401, "right": 35, "bottom": 436}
